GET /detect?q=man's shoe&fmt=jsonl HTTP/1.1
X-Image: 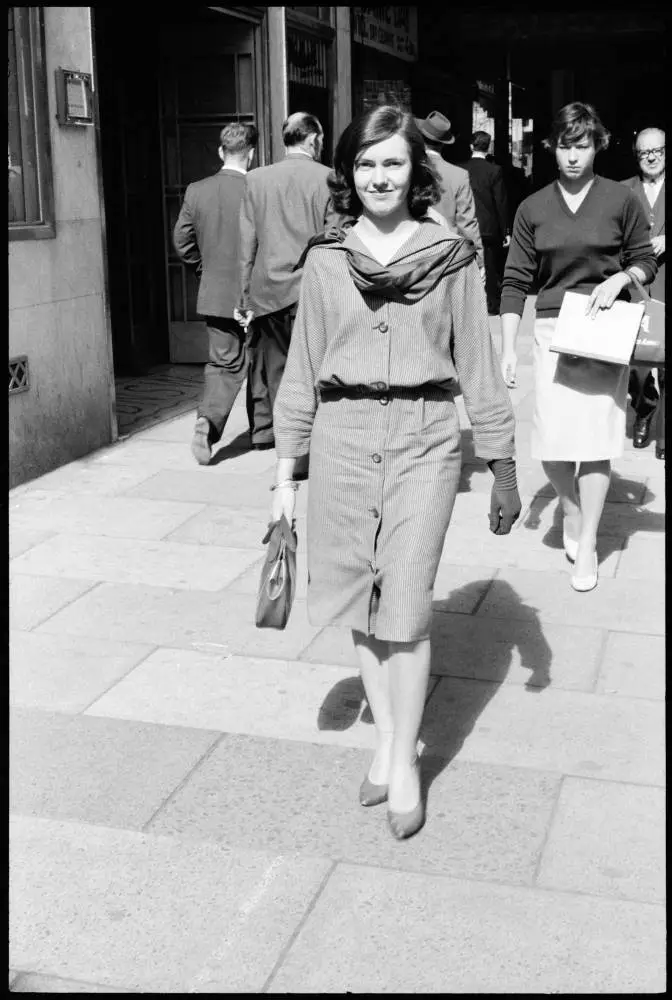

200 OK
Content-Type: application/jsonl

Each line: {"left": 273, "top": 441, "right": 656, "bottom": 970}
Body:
{"left": 633, "top": 414, "right": 653, "bottom": 448}
{"left": 191, "top": 417, "right": 212, "bottom": 465}
{"left": 655, "top": 444, "right": 665, "bottom": 461}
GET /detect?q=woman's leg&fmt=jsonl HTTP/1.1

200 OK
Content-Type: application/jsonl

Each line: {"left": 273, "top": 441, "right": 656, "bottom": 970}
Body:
{"left": 575, "top": 460, "right": 611, "bottom": 574}
{"left": 352, "top": 630, "right": 394, "bottom": 784}
{"left": 387, "top": 637, "right": 432, "bottom": 812}
{"left": 542, "top": 460, "right": 581, "bottom": 540}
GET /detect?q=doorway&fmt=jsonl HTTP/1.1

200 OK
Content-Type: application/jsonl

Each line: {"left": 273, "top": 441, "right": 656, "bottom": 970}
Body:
{"left": 93, "top": 7, "right": 265, "bottom": 433}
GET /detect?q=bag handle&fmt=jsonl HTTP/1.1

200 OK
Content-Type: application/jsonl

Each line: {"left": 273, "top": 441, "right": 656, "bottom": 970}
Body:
{"left": 266, "top": 538, "right": 287, "bottom": 600}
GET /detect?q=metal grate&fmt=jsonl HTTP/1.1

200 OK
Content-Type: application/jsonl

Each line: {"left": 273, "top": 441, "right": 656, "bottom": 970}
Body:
{"left": 9, "top": 355, "right": 29, "bottom": 394}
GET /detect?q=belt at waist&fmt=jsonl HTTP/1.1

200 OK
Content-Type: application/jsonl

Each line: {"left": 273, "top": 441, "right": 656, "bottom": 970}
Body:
{"left": 319, "top": 383, "right": 453, "bottom": 402}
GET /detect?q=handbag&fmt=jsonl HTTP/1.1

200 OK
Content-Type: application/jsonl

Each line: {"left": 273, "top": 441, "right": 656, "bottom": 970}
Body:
{"left": 550, "top": 290, "right": 644, "bottom": 366}
{"left": 255, "top": 514, "right": 297, "bottom": 630}
{"left": 627, "top": 271, "right": 665, "bottom": 369}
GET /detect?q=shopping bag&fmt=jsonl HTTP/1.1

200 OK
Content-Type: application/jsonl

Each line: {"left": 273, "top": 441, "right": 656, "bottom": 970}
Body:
{"left": 550, "top": 291, "right": 644, "bottom": 366}
{"left": 255, "top": 514, "right": 297, "bottom": 630}
{"left": 627, "top": 272, "right": 665, "bottom": 369}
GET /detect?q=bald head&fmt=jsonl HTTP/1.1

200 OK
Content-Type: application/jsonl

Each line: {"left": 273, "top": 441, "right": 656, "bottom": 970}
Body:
{"left": 635, "top": 127, "right": 665, "bottom": 181}
{"left": 282, "top": 111, "right": 324, "bottom": 160}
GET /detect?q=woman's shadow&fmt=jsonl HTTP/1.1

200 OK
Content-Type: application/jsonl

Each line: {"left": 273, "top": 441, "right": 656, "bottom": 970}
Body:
{"left": 316, "top": 579, "right": 552, "bottom": 800}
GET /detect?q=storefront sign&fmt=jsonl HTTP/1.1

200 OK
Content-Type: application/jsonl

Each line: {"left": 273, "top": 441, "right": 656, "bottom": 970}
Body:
{"left": 352, "top": 7, "right": 418, "bottom": 62}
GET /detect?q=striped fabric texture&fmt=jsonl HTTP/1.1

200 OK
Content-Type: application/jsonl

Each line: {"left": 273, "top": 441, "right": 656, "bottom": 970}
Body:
{"left": 274, "top": 220, "right": 516, "bottom": 640}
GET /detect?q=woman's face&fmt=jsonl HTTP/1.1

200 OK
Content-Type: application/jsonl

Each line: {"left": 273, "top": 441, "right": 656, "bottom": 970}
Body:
{"left": 353, "top": 132, "right": 413, "bottom": 219}
{"left": 555, "top": 134, "right": 597, "bottom": 183}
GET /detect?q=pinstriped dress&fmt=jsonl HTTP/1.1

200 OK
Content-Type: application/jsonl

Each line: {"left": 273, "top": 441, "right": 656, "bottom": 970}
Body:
{"left": 273, "top": 220, "right": 515, "bottom": 642}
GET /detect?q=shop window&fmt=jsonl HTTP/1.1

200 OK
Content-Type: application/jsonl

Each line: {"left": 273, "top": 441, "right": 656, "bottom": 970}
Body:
{"left": 288, "top": 8, "right": 332, "bottom": 24}
{"left": 8, "top": 7, "right": 55, "bottom": 240}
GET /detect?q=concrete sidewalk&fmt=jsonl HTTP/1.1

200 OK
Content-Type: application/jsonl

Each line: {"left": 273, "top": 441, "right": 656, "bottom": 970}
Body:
{"left": 9, "top": 305, "right": 665, "bottom": 993}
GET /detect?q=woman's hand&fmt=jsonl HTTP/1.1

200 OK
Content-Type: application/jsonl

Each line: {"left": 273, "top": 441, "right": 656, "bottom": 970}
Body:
{"left": 500, "top": 351, "right": 518, "bottom": 388}
{"left": 271, "top": 483, "right": 297, "bottom": 525}
{"left": 585, "top": 273, "right": 631, "bottom": 319}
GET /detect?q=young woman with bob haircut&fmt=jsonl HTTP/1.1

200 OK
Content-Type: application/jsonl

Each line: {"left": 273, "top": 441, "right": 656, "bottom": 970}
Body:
{"left": 271, "top": 105, "right": 520, "bottom": 840}
{"left": 500, "top": 102, "right": 657, "bottom": 593}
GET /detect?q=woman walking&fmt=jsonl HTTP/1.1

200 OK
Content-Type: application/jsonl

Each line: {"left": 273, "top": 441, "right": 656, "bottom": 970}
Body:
{"left": 500, "top": 102, "right": 657, "bottom": 592}
{"left": 270, "top": 105, "right": 520, "bottom": 840}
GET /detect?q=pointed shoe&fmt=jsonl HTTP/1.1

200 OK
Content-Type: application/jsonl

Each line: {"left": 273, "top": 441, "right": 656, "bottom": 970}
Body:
{"left": 387, "top": 799, "right": 426, "bottom": 841}
{"left": 562, "top": 529, "right": 579, "bottom": 563}
{"left": 571, "top": 552, "right": 598, "bottom": 592}
{"left": 359, "top": 776, "right": 388, "bottom": 807}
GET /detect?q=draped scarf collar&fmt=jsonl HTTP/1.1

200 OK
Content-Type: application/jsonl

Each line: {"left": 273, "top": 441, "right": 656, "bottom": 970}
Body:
{"left": 296, "top": 218, "right": 476, "bottom": 302}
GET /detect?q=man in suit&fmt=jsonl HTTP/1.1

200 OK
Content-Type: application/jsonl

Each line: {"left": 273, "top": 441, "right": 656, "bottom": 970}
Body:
{"left": 623, "top": 126, "right": 665, "bottom": 459}
{"left": 462, "top": 131, "right": 509, "bottom": 314}
{"left": 238, "top": 112, "right": 334, "bottom": 415}
{"left": 173, "top": 122, "right": 273, "bottom": 465}
{"left": 414, "top": 111, "right": 484, "bottom": 278}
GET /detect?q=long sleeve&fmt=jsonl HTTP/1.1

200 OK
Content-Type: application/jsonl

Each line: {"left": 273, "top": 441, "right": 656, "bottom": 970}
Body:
{"left": 238, "top": 183, "right": 258, "bottom": 311}
{"left": 454, "top": 176, "right": 484, "bottom": 267}
{"left": 620, "top": 190, "right": 658, "bottom": 283}
{"left": 450, "top": 261, "right": 516, "bottom": 459}
{"left": 273, "top": 253, "right": 328, "bottom": 458}
{"left": 493, "top": 167, "right": 509, "bottom": 237}
{"left": 173, "top": 189, "right": 202, "bottom": 276}
{"left": 500, "top": 202, "right": 537, "bottom": 316}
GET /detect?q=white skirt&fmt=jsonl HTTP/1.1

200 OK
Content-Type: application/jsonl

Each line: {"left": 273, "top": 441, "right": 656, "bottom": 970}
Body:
{"left": 532, "top": 317, "right": 628, "bottom": 461}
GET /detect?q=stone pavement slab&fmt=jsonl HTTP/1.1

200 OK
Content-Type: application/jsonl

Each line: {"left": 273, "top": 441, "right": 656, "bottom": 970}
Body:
{"left": 10, "top": 492, "right": 204, "bottom": 539}
{"left": 266, "top": 863, "right": 665, "bottom": 994}
{"left": 10, "top": 632, "right": 155, "bottom": 713}
{"left": 615, "top": 532, "right": 665, "bottom": 580}
{"left": 9, "top": 462, "right": 158, "bottom": 498}
{"left": 525, "top": 493, "right": 665, "bottom": 539}
{"left": 476, "top": 567, "right": 665, "bottom": 634}
{"left": 11, "top": 974, "right": 135, "bottom": 993}
{"left": 536, "top": 778, "right": 665, "bottom": 904}
{"left": 9, "top": 528, "right": 56, "bottom": 559}
{"left": 165, "top": 505, "right": 306, "bottom": 550}
{"left": 10, "top": 708, "right": 219, "bottom": 829}
{"left": 421, "top": 678, "right": 664, "bottom": 785}
{"left": 11, "top": 533, "right": 261, "bottom": 592}
{"left": 9, "top": 815, "right": 331, "bottom": 994}
{"left": 90, "top": 436, "right": 276, "bottom": 476}
{"left": 595, "top": 632, "right": 666, "bottom": 699}
{"left": 147, "top": 733, "right": 560, "bottom": 885}
{"left": 127, "top": 468, "right": 310, "bottom": 514}
{"left": 10, "top": 575, "right": 97, "bottom": 632}
{"left": 301, "top": 613, "right": 605, "bottom": 693}
{"left": 35, "top": 585, "right": 321, "bottom": 659}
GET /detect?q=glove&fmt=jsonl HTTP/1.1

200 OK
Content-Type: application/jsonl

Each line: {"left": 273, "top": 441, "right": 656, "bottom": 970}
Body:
{"left": 487, "top": 458, "right": 521, "bottom": 535}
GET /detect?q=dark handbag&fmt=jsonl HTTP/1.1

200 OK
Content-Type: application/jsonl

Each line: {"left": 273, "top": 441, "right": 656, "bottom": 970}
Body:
{"left": 255, "top": 514, "right": 297, "bottom": 630}
{"left": 628, "top": 271, "right": 665, "bottom": 369}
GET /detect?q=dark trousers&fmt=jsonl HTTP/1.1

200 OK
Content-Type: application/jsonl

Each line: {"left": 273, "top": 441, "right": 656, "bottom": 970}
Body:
{"left": 483, "top": 240, "right": 505, "bottom": 315}
{"left": 255, "top": 303, "right": 298, "bottom": 414}
{"left": 198, "top": 316, "right": 273, "bottom": 445}
{"left": 629, "top": 366, "right": 665, "bottom": 446}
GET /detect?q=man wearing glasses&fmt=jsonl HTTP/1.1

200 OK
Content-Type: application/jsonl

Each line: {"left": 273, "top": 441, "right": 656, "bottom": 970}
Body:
{"left": 623, "top": 128, "right": 665, "bottom": 459}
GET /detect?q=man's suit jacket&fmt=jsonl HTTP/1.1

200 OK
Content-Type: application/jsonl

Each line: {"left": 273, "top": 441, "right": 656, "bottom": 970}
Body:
{"left": 621, "top": 175, "right": 665, "bottom": 301}
{"left": 427, "top": 150, "right": 483, "bottom": 267}
{"left": 173, "top": 167, "right": 246, "bottom": 318}
{"left": 462, "top": 156, "right": 508, "bottom": 244}
{"left": 239, "top": 152, "right": 334, "bottom": 317}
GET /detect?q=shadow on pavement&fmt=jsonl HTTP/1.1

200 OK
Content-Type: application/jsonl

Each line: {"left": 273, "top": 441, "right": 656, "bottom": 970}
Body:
{"left": 316, "top": 579, "right": 552, "bottom": 800}
{"left": 208, "top": 431, "right": 254, "bottom": 464}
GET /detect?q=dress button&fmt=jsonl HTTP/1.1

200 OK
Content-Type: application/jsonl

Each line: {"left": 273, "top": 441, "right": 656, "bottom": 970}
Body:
{"left": 379, "top": 396, "right": 389, "bottom": 405}
{"left": 368, "top": 507, "right": 380, "bottom": 518}
{"left": 378, "top": 322, "right": 389, "bottom": 333}
{"left": 371, "top": 453, "right": 382, "bottom": 463}
{"left": 374, "top": 381, "right": 387, "bottom": 391}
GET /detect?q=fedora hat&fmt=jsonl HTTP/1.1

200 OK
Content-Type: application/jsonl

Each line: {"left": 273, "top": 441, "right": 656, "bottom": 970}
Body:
{"left": 414, "top": 110, "right": 455, "bottom": 145}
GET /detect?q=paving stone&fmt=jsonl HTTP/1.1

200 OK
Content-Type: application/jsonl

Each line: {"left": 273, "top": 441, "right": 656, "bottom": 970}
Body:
{"left": 11, "top": 974, "right": 135, "bottom": 992}
{"left": 614, "top": 532, "right": 665, "bottom": 580}
{"left": 9, "top": 815, "right": 329, "bottom": 994}
{"left": 10, "top": 632, "right": 154, "bottom": 713}
{"left": 127, "top": 469, "right": 309, "bottom": 514}
{"left": 10, "top": 709, "right": 219, "bottom": 829}
{"left": 165, "top": 506, "right": 306, "bottom": 550}
{"left": 10, "top": 575, "right": 97, "bottom": 631}
{"left": 421, "top": 678, "right": 664, "bottom": 785}
{"left": 537, "top": 778, "right": 665, "bottom": 904}
{"left": 9, "top": 492, "right": 203, "bottom": 540}
{"left": 35, "top": 585, "right": 321, "bottom": 659}
{"left": 10, "top": 528, "right": 55, "bottom": 559}
{"left": 11, "top": 533, "right": 261, "bottom": 592}
{"left": 90, "top": 437, "right": 275, "bottom": 477}
{"left": 148, "top": 734, "right": 560, "bottom": 884}
{"left": 524, "top": 494, "right": 664, "bottom": 539}
{"left": 595, "top": 632, "right": 666, "bottom": 700}
{"left": 267, "top": 864, "right": 665, "bottom": 994}
{"left": 476, "top": 569, "right": 665, "bottom": 634}
{"left": 10, "top": 463, "right": 158, "bottom": 498}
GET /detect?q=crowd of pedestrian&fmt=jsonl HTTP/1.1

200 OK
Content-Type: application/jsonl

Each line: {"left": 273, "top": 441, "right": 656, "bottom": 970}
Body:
{"left": 173, "top": 100, "right": 663, "bottom": 841}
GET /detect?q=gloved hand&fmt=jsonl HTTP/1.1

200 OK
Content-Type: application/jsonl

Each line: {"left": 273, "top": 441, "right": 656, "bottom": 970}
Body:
{"left": 487, "top": 458, "right": 522, "bottom": 535}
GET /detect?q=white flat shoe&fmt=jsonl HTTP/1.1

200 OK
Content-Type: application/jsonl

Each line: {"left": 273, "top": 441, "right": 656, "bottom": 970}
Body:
{"left": 562, "top": 529, "right": 579, "bottom": 563}
{"left": 571, "top": 553, "right": 598, "bottom": 592}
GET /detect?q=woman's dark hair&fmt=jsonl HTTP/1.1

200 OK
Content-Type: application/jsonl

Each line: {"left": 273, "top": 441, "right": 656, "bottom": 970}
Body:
{"left": 543, "top": 102, "right": 611, "bottom": 152}
{"left": 328, "top": 105, "right": 442, "bottom": 218}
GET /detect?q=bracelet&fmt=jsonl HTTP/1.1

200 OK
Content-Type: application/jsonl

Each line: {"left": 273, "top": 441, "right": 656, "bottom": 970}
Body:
{"left": 270, "top": 479, "right": 299, "bottom": 492}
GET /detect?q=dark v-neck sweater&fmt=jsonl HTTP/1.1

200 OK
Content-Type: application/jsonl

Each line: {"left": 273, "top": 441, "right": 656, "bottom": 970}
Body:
{"left": 500, "top": 175, "right": 657, "bottom": 317}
